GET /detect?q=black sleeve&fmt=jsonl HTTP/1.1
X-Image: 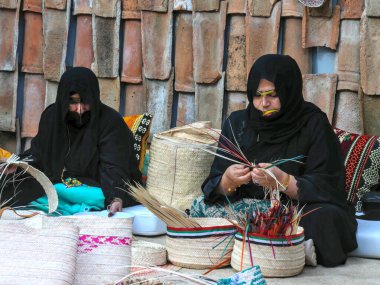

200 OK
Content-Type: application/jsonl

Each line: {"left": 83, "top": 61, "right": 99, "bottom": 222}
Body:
{"left": 98, "top": 114, "right": 142, "bottom": 207}
{"left": 296, "top": 116, "right": 348, "bottom": 209}
{"left": 202, "top": 112, "right": 263, "bottom": 203}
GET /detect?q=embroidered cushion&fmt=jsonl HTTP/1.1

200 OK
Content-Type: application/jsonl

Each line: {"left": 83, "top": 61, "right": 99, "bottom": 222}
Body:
{"left": 123, "top": 113, "right": 153, "bottom": 172}
{"left": 334, "top": 128, "right": 380, "bottom": 211}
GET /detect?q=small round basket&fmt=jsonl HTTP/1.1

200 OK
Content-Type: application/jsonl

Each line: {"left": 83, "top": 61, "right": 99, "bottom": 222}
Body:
{"left": 231, "top": 227, "right": 305, "bottom": 277}
{"left": 132, "top": 240, "right": 167, "bottom": 266}
{"left": 166, "top": 218, "right": 236, "bottom": 269}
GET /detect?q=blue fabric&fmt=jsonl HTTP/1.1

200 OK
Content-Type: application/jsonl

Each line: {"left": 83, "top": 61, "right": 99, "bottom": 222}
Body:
{"left": 30, "top": 183, "right": 105, "bottom": 216}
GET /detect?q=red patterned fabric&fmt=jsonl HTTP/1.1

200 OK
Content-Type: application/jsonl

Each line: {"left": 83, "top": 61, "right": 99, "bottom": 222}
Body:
{"left": 78, "top": 234, "right": 132, "bottom": 253}
{"left": 334, "top": 128, "right": 380, "bottom": 211}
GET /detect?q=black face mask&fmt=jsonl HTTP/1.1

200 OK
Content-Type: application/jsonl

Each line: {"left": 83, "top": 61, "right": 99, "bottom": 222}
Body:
{"left": 65, "top": 111, "right": 91, "bottom": 128}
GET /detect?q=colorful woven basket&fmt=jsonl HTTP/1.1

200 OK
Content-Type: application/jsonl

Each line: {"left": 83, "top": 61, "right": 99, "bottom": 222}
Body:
{"left": 231, "top": 227, "right": 305, "bottom": 277}
{"left": 166, "top": 218, "right": 236, "bottom": 269}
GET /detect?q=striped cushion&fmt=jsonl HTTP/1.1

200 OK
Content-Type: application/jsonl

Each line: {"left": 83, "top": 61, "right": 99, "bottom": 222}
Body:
{"left": 123, "top": 113, "right": 153, "bottom": 173}
{"left": 334, "top": 128, "right": 380, "bottom": 211}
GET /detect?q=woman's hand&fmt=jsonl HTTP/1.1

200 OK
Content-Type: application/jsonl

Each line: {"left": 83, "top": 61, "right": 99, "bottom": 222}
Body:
{"left": 107, "top": 197, "right": 123, "bottom": 217}
{"left": 251, "top": 163, "right": 288, "bottom": 189}
{"left": 217, "top": 164, "right": 252, "bottom": 195}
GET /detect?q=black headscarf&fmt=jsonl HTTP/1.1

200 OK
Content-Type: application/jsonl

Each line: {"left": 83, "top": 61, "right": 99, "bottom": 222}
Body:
{"left": 30, "top": 67, "right": 101, "bottom": 181}
{"left": 24, "top": 67, "right": 142, "bottom": 205}
{"left": 246, "top": 54, "right": 323, "bottom": 144}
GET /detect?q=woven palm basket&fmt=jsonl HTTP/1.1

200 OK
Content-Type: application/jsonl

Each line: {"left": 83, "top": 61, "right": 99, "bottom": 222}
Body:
{"left": 0, "top": 223, "right": 78, "bottom": 285}
{"left": 231, "top": 227, "right": 305, "bottom": 277}
{"left": 43, "top": 215, "right": 133, "bottom": 285}
{"left": 146, "top": 122, "right": 218, "bottom": 211}
{"left": 132, "top": 240, "right": 167, "bottom": 266}
{"left": 166, "top": 218, "right": 236, "bottom": 269}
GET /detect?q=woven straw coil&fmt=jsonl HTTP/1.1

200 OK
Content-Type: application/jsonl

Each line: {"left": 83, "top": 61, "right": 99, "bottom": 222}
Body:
{"left": 0, "top": 223, "right": 78, "bottom": 285}
{"left": 166, "top": 218, "right": 236, "bottom": 269}
{"left": 132, "top": 240, "right": 167, "bottom": 266}
{"left": 147, "top": 123, "right": 218, "bottom": 211}
{"left": 43, "top": 215, "right": 133, "bottom": 285}
{"left": 231, "top": 227, "right": 305, "bottom": 277}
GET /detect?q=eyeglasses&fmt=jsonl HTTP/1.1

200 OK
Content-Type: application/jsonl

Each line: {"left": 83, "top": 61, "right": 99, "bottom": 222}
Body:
{"left": 254, "top": 89, "right": 277, "bottom": 98}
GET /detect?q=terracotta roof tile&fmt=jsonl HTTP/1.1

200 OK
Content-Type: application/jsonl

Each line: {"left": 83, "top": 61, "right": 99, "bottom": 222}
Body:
{"left": 192, "top": 0, "right": 219, "bottom": 12}
{"left": 303, "top": 73, "right": 337, "bottom": 123}
{"left": 0, "top": 70, "right": 17, "bottom": 132}
{"left": 146, "top": 71, "right": 174, "bottom": 134}
{"left": 360, "top": 15, "right": 380, "bottom": 95}
{"left": 174, "top": 0, "right": 191, "bottom": 11}
{"left": 73, "top": 14, "right": 94, "bottom": 68}
{"left": 45, "top": 80, "right": 58, "bottom": 107}
{"left": 193, "top": 1, "right": 227, "bottom": 84}
{"left": 340, "top": 0, "right": 364, "bottom": 19}
{"left": 248, "top": 0, "right": 277, "bottom": 17}
{"left": 336, "top": 20, "right": 360, "bottom": 92}
{"left": 0, "top": 0, "right": 17, "bottom": 9}
{"left": 226, "top": 92, "right": 247, "bottom": 117}
{"left": 92, "top": 15, "right": 120, "bottom": 78}
{"left": 22, "top": 12, "right": 44, "bottom": 74}
{"left": 138, "top": 0, "right": 168, "bottom": 12}
{"left": 226, "top": 15, "right": 246, "bottom": 92}
{"left": 283, "top": 18, "right": 311, "bottom": 74}
{"left": 99, "top": 77, "right": 120, "bottom": 111}
{"left": 174, "top": 12, "right": 194, "bottom": 92}
{"left": 177, "top": 93, "right": 195, "bottom": 124}
{"left": 246, "top": 1, "right": 280, "bottom": 76}
{"left": 307, "top": 0, "right": 332, "bottom": 17}
{"left": 122, "top": 0, "right": 140, "bottom": 19}
{"left": 45, "top": 0, "right": 66, "bottom": 10}
{"left": 361, "top": 92, "right": 380, "bottom": 135}
{"left": 0, "top": 6, "right": 20, "bottom": 71}
{"left": 302, "top": 5, "right": 340, "bottom": 50}
{"left": 124, "top": 84, "right": 146, "bottom": 115}
{"left": 141, "top": 8, "right": 173, "bottom": 80}
{"left": 195, "top": 73, "right": 225, "bottom": 129}
{"left": 333, "top": 91, "right": 362, "bottom": 134}
{"left": 365, "top": 0, "right": 380, "bottom": 17}
{"left": 227, "top": 0, "right": 245, "bottom": 14}
{"left": 23, "top": 0, "right": 42, "bottom": 13}
{"left": 21, "top": 74, "right": 45, "bottom": 137}
{"left": 121, "top": 19, "right": 142, "bottom": 83}
{"left": 73, "top": 0, "right": 92, "bottom": 15}
{"left": 43, "top": 6, "right": 70, "bottom": 81}
{"left": 282, "top": 0, "right": 303, "bottom": 17}
{"left": 94, "top": 0, "right": 119, "bottom": 18}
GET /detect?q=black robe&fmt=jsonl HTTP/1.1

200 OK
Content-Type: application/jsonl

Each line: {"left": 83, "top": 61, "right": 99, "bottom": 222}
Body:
{"left": 202, "top": 55, "right": 357, "bottom": 267}
{"left": 4, "top": 67, "right": 141, "bottom": 208}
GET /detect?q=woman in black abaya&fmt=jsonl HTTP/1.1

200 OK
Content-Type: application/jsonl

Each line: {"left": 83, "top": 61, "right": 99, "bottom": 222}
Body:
{"left": 1, "top": 67, "right": 141, "bottom": 214}
{"left": 190, "top": 54, "right": 357, "bottom": 267}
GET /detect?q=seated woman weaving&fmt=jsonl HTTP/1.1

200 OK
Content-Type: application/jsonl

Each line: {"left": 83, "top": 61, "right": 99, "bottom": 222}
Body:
{"left": 191, "top": 54, "right": 357, "bottom": 267}
{"left": 0, "top": 67, "right": 141, "bottom": 215}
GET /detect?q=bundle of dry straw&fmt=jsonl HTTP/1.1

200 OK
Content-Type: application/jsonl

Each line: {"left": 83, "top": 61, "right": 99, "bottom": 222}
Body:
{"left": 127, "top": 183, "right": 200, "bottom": 228}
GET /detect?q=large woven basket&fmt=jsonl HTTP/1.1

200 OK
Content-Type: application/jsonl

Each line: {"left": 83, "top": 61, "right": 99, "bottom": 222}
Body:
{"left": 166, "top": 218, "right": 236, "bottom": 269}
{"left": 146, "top": 122, "right": 218, "bottom": 211}
{"left": 0, "top": 223, "right": 78, "bottom": 285}
{"left": 231, "top": 227, "right": 305, "bottom": 277}
{"left": 43, "top": 215, "right": 133, "bottom": 285}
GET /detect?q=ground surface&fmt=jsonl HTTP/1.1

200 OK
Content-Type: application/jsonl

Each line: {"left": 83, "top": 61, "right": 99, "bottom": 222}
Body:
{"left": 138, "top": 235, "right": 380, "bottom": 285}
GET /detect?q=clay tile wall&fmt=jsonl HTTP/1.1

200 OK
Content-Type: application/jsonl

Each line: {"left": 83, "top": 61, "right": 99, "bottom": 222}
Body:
{"left": 2, "top": 0, "right": 380, "bottom": 144}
